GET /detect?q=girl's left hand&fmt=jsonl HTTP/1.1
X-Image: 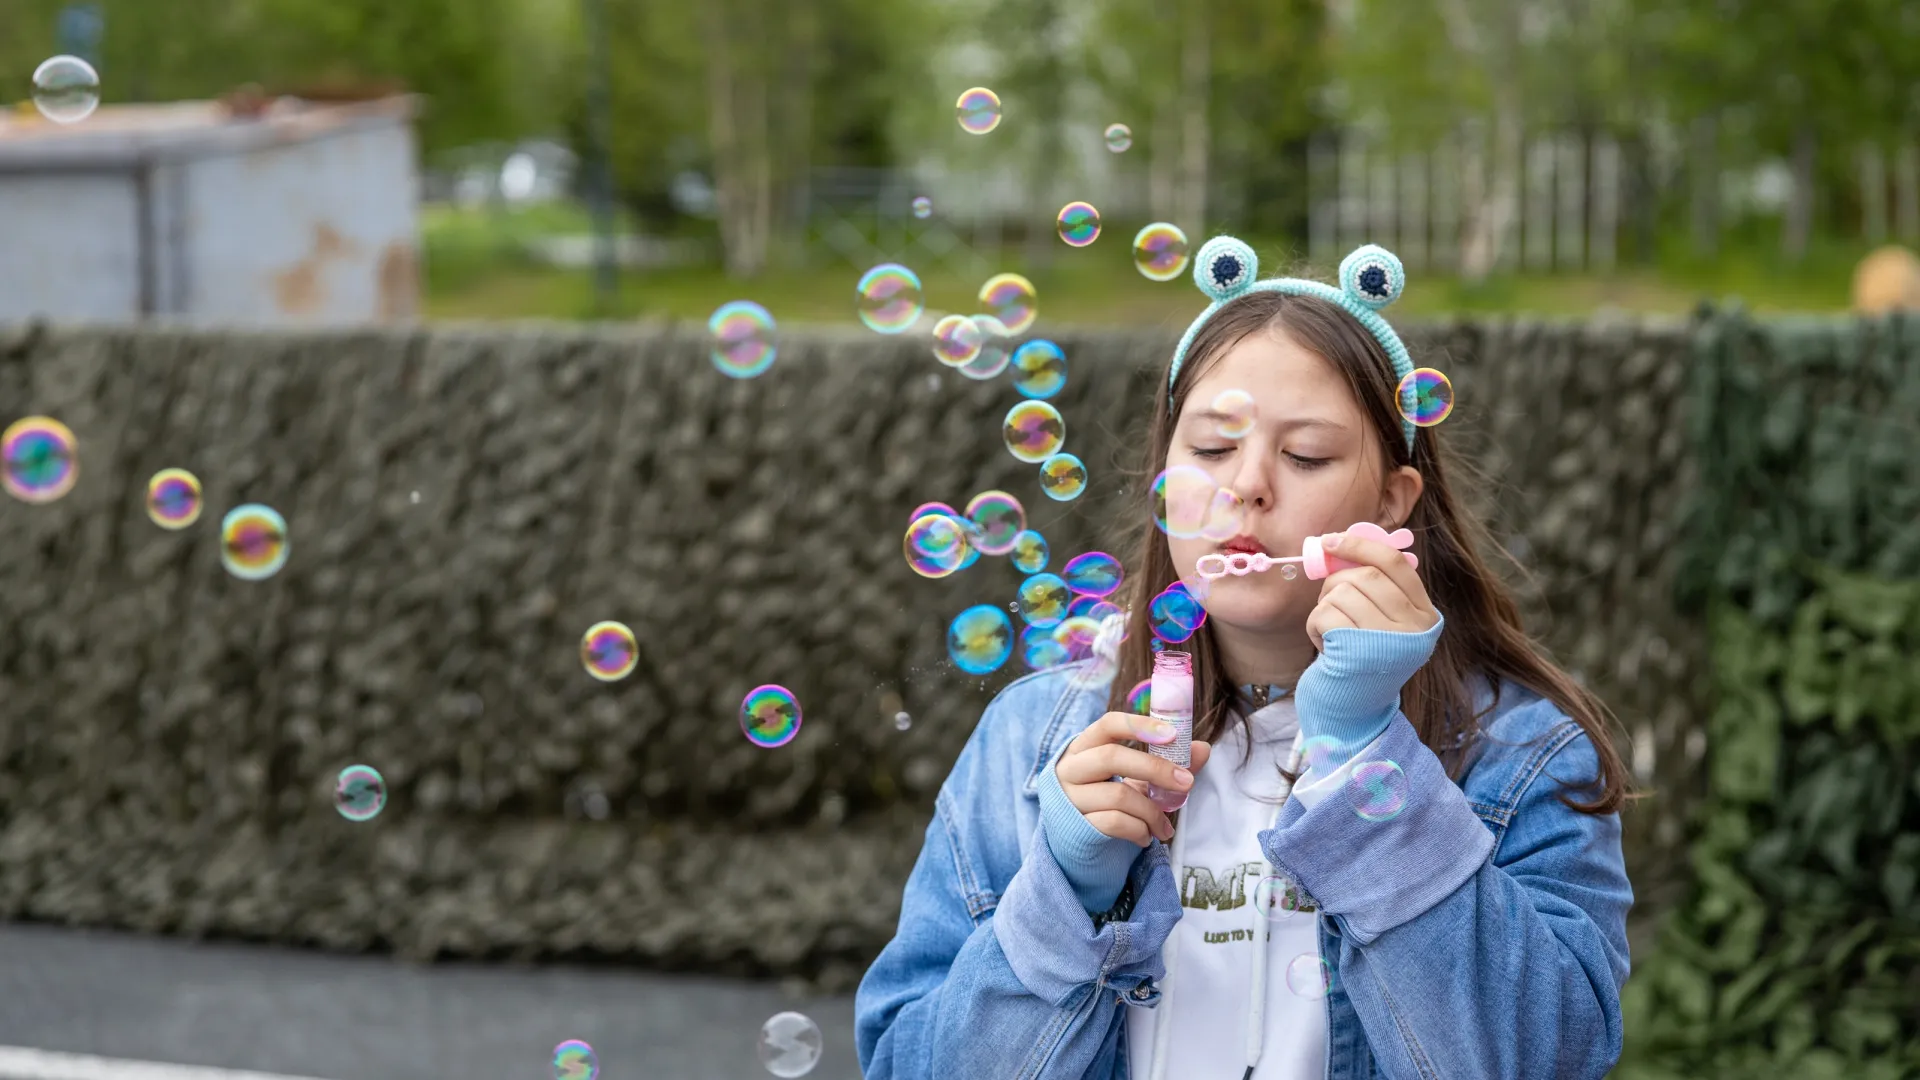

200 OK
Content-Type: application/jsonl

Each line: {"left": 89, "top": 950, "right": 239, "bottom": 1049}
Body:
{"left": 1305, "top": 530, "right": 1441, "bottom": 651}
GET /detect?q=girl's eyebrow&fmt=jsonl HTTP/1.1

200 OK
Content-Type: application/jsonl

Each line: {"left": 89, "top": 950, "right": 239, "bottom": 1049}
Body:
{"left": 1183, "top": 411, "right": 1349, "bottom": 434}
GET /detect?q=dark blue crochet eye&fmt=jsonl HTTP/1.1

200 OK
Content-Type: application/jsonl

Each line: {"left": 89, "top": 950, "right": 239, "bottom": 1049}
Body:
{"left": 1209, "top": 254, "right": 1243, "bottom": 288}
{"left": 1357, "top": 264, "right": 1389, "bottom": 298}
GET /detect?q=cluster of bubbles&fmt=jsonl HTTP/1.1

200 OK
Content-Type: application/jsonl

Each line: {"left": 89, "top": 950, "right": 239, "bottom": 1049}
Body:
{"left": 543, "top": 1013, "right": 823, "bottom": 1080}
{"left": 4, "top": 418, "right": 293, "bottom": 583}
{"left": 940, "top": 544, "right": 1126, "bottom": 677}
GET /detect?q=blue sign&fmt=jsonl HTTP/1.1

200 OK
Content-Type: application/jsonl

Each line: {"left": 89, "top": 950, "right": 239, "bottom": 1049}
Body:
{"left": 57, "top": 4, "right": 103, "bottom": 66}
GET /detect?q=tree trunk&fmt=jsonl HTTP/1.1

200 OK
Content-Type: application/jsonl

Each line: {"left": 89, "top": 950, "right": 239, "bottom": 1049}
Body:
{"left": 1784, "top": 126, "right": 1817, "bottom": 263}
{"left": 1897, "top": 140, "right": 1920, "bottom": 243}
{"left": 1690, "top": 113, "right": 1719, "bottom": 258}
{"left": 1859, "top": 142, "right": 1888, "bottom": 245}
{"left": 702, "top": 0, "right": 772, "bottom": 278}
{"left": 1459, "top": 99, "right": 1521, "bottom": 281}
{"left": 770, "top": 0, "right": 818, "bottom": 270}
{"left": 1174, "top": 0, "right": 1211, "bottom": 237}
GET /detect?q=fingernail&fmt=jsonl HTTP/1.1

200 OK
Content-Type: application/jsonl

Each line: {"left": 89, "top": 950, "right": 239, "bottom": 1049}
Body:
{"left": 1173, "top": 768, "right": 1194, "bottom": 787}
{"left": 1324, "top": 533, "right": 1344, "bottom": 550}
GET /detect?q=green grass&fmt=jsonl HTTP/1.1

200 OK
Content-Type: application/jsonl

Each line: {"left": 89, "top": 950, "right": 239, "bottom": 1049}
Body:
{"left": 421, "top": 204, "right": 1867, "bottom": 325}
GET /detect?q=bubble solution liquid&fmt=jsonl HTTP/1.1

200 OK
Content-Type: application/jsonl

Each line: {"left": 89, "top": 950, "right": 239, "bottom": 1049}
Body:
{"left": 1145, "top": 650, "right": 1194, "bottom": 812}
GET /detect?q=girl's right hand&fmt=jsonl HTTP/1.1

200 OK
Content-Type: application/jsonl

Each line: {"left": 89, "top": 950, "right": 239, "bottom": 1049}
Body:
{"left": 1055, "top": 712, "right": 1214, "bottom": 847}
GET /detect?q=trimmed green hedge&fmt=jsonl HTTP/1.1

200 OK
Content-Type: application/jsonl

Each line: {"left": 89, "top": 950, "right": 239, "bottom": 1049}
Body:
{"left": 1619, "top": 310, "right": 1920, "bottom": 1078}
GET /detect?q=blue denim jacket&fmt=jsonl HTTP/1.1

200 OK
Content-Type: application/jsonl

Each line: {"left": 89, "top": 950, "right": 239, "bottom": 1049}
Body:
{"left": 855, "top": 663, "right": 1633, "bottom": 1079}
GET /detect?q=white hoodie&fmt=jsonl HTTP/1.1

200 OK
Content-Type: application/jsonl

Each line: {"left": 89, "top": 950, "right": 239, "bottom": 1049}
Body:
{"left": 1126, "top": 696, "right": 1358, "bottom": 1080}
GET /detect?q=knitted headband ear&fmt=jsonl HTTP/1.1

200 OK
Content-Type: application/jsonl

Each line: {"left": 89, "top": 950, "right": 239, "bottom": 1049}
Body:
{"left": 1166, "top": 237, "right": 1418, "bottom": 450}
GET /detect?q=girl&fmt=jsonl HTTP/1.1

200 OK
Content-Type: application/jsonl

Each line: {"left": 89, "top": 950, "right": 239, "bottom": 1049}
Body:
{"left": 855, "top": 238, "right": 1633, "bottom": 1080}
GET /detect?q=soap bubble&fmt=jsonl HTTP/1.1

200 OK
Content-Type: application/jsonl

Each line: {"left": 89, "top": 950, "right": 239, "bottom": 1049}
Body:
{"left": 1298, "top": 734, "right": 1343, "bottom": 775}
{"left": 904, "top": 513, "right": 970, "bottom": 578}
{"left": 1104, "top": 123, "right": 1132, "bottom": 152}
{"left": 1210, "top": 389, "right": 1257, "bottom": 439}
{"left": 1132, "top": 223, "right": 1191, "bottom": 282}
{"left": 1052, "top": 615, "right": 1102, "bottom": 661}
{"left": 1199, "top": 488, "right": 1248, "bottom": 542}
{"left": 1017, "top": 573, "right": 1072, "bottom": 629}
{"left": 552, "top": 1039, "right": 599, "bottom": 1080}
{"left": 978, "top": 273, "right": 1038, "bottom": 336}
{"left": 1038, "top": 452, "right": 1087, "bottom": 502}
{"left": 146, "top": 468, "right": 203, "bottom": 529}
{"left": 334, "top": 765, "right": 386, "bottom": 822}
{"left": 1286, "top": 954, "right": 1332, "bottom": 999}
{"left": 955, "top": 87, "right": 1002, "bottom": 135}
{"left": 1, "top": 416, "right": 78, "bottom": 504}
{"left": 580, "top": 621, "right": 639, "bottom": 682}
{"left": 1056, "top": 201, "right": 1101, "bottom": 247}
{"left": 931, "top": 314, "right": 983, "bottom": 367}
{"left": 953, "top": 516, "right": 987, "bottom": 571}
{"left": 856, "top": 263, "right": 924, "bottom": 333}
{"left": 964, "top": 490, "right": 1026, "bottom": 555}
{"left": 947, "top": 604, "right": 1014, "bottom": 675}
{"left": 1010, "top": 339, "right": 1067, "bottom": 399}
{"left": 1346, "top": 759, "right": 1409, "bottom": 821}
{"left": 908, "top": 501, "right": 958, "bottom": 526}
{"left": 708, "top": 300, "right": 777, "bottom": 378}
{"left": 1281, "top": 563, "right": 1299, "bottom": 580}
{"left": 1010, "top": 529, "right": 1049, "bottom": 573}
{"left": 1062, "top": 552, "right": 1124, "bottom": 597}
{"left": 912, "top": 195, "right": 933, "bottom": 219}
{"left": 1148, "top": 584, "right": 1207, "bottom": 643}
{"left": 221, "top": 504, "right": 290, "bottom": 580}
{"left": 1252, "top": 875, "right": 1308, "bottom": 922}
{"left": 1398, "top": 367, "right": 1454, "bottom": 427}
{"left": 958, "top": 314, "right": 1016, "bottom": 379}
{"left": 1151, "top": 465, "right": 1219, "bottom": 539}
{"left": 741, "top": 685, "right": 803, "bottom": 748}
{"left": 1003, "top": 401, "right": 1065, "bottom": 464}
{"left": 1021, "top": 624, "right": 1071, "bottom": 670}
{"left": 893, "top": 711, "right": 912, "bottom": 731}
{"left": 1069, "top": 596, "right": 1122, "bottom": 624}
{"left": 1126, "top": 678, "right": 1152, "bottom": 714}
{"left": 32, "top": 55, "right": 99, "bottom": 124}
{"left": 758, "top": 1011, "right": 823, "bottom": 1078}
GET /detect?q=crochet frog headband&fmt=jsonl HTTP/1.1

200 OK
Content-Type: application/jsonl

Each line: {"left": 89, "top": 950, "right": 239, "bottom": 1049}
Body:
{"left": 1166, "top": 236, "right": 1420, "bottom": 449}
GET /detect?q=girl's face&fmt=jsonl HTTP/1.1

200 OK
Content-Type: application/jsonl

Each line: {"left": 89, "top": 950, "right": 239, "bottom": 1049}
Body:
{"left": 1165, "top": 324, "right": 1420, "bottom": 634}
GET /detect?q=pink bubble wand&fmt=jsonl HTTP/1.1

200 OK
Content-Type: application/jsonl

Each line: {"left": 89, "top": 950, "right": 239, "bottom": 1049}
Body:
{"left": 1194, "top": 521, "right": 1418, "bottom": 582}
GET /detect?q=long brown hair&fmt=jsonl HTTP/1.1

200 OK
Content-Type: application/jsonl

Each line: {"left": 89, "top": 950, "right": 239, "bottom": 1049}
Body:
{"left": 1105, "top": 290, "right": 1629, "bottom": 814}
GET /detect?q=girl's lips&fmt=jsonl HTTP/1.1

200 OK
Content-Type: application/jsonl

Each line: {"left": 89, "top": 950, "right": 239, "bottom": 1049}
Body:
{"left": 1219, "top": 537, "right": 1270, "bottom": 556}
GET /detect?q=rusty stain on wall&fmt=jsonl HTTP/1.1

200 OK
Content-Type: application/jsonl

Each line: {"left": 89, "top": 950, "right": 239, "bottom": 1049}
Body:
{"left": 377, "top": 241, "right": 420, "bottom": 320}
{"left": 273, "top": 222, "right": 360, "bottom": 315}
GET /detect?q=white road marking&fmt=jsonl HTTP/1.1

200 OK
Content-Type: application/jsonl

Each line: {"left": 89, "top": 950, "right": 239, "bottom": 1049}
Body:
{"left": 0, "top": 1047, "right": 333, "bottom": 1080}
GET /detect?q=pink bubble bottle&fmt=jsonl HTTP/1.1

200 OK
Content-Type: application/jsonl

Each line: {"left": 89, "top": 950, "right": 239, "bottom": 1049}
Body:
{"left": 1145, "top": 650, "right": 1194, "bottom": 812}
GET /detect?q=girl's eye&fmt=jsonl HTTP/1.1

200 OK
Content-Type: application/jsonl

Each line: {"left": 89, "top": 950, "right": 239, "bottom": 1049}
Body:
{"left": 1190, "top": 446, "right": 1231, "bottom": 460}
{"left": 1286, "top": 452, "right": 1332, "bottom": 470}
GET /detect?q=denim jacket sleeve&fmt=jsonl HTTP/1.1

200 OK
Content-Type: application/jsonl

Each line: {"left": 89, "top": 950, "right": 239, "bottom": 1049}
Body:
{"left": 856, "top": 685, "right": 1183, "bottom": 1080}
{"left": 1258, "top": 700, "right": 1632, "bottom": 1080}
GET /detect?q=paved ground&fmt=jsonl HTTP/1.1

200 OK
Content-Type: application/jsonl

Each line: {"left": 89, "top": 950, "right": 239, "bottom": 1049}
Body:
{"left": 0, "top": 922, "right": 862, "bottom": 1080}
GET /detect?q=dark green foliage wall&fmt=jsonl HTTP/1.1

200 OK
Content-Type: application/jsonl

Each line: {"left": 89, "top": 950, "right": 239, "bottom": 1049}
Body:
{"left": 1618, "top": 311, "right": 1920, "bottom": 1078}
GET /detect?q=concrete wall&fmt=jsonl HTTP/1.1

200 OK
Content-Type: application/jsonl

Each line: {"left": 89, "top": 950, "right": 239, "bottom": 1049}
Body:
{"left": 0, "top": 317, "right": 1705, "bottom": 989}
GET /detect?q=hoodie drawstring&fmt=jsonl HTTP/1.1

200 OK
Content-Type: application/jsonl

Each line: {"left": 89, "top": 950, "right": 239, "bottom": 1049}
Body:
{"left": 1148, "top": 737, "right": 1305, "bottom": 1080}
